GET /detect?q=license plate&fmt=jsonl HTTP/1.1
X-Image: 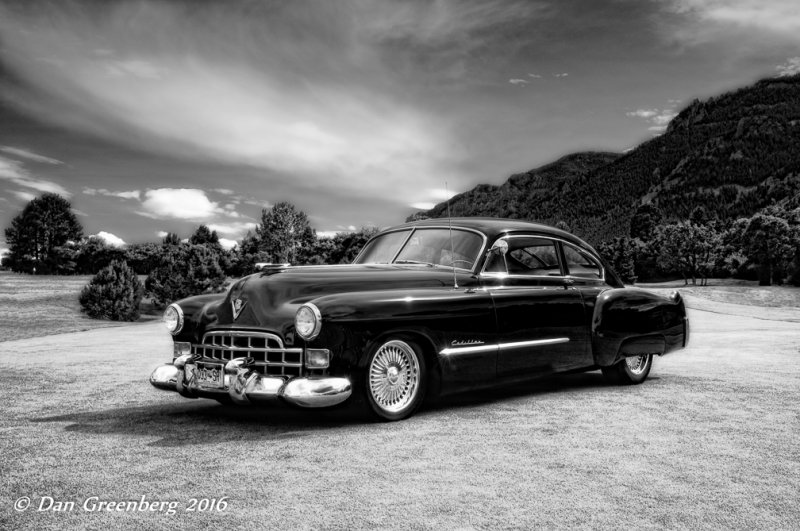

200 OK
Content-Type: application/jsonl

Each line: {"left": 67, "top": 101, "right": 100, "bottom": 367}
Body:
{"left": 192, "top": 364, "right": 224, "bottom": 389}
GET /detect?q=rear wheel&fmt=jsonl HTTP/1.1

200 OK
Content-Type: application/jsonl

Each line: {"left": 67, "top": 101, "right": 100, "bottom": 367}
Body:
{"left": 602, "top": 354, "right": 653, "bottom": 385}
{"left": 365, "top": 339, "right": 426, "bottom": 421}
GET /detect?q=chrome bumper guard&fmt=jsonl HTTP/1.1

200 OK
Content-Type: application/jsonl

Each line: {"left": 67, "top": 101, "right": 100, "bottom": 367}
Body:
{"left": 149, "top": 355, "right": 352, "bottom": 408}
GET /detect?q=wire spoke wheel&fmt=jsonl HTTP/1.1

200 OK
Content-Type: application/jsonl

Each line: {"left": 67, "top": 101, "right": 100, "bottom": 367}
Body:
{"left": 368, "top": 339, "right": 422, "bottom": 417}
{"left": 602, "top": 353, "right": 652, "bottom": 385}
{"left": 625, "top": 354, "right": 649, "bottom": 376}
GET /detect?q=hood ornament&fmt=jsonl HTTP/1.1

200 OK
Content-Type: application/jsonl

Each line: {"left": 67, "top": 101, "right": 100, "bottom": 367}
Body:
{"left": 232, "top": 298, "right": 247, "bottom": 320}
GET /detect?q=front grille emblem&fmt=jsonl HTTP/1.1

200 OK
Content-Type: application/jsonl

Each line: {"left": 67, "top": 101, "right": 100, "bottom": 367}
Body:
{"left": 232, "top": 298, "right": 247, "bottom": 320}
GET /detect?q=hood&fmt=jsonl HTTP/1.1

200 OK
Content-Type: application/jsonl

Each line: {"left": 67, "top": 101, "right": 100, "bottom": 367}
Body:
{"left": 199, "top": 264, "right": 476, "bottom": 337}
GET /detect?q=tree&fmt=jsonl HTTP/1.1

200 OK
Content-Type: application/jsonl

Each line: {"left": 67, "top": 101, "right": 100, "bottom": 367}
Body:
{"left": 189, "top": 224, "right": 220, "bottom": 246}
{"left": 75, "top": 236, "right": 126, "bottom": 274}
{"left": 145, "top": 243, "right": 227, "bottom": 307}
{"left": 735, "top": 213, "right": 797, "bottom": 285}
{"left": 329, "top": 227, "right": 380, "bottom": 264}
{"left": 630, "top": 203, "right": 663, "bottom": 242}
{"left": 162, "top": 232, "right": 181, "bottom": 246}
{"left": 79, "top": 260, "right": 143, "bottom": 321}
{"left": 125, "top": 242, "right": 163, "bottom": 275}
{"left": 255, "top": 202, "right": 316, "bottom": 264}
{"left": 4, "top": 193, "right": 83, "bottom": 274}
{"left": 597, "top": 237, "right": 639, "bottom": 284}
{"left": 654, "top": 221, "right": 721, "bottom": 285}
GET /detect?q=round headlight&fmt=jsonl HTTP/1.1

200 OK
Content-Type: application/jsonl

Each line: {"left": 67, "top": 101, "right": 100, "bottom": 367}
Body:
{"left": 163, "top": 304, "right": 184, "bottom": 335}
{"left": 295, "top": 303, "right": 322, "bottom": 341}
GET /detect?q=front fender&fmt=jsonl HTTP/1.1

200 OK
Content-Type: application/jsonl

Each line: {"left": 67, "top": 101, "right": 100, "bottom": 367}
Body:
{"left": 306, "top": 287, "right": 497, "bottom": 387}
{"left": 592, "top": 288, "right": 687, "bottom": 366}
{"left": 172, "top": 293, "right": 227, "bottom": 343}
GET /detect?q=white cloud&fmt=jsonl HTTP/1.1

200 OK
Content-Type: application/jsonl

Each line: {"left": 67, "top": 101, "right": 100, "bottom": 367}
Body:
{"left": 139, "top": 188, "right": 222, "bottom": 220}
{"left": 83, "top": 187, "right": 140, "bottom": 200}
{"left": 13, "top": 190, "right": 36, "bottom": 202}
{"left": 0, "top": 155, "right": 70, "bottom": 196}
{"left": 93, "top": 231, "right": 126, "bottom": 247}
{"left": 114, "top": 190, "right": 141, "bottom": 200}
{"left": 214, "top": 188, "right": 235, "bottom": 195}
{"left": 218, "top": 238, "right": 238, "bottom": 250}
{"left": 626, "top": 107, "right": 678, "bottom": 131}
{"left": 509, "top": 78, "right": 529, "bottom": 85}
{"left": 156, "top": 230, "right": 169, "bottom": 238}
{"left": 0, "top": 1, "right": 504, "bottom": 205}
{"left": 553, "top": 73, "right": 569, "bottom": 78}
{"left": 71, "top": 209, "right": 88, "bottom": 217}
{"left": 207, "top": 221, "right": 258, "bottom": 237}
{"left": 103, "top": 59, "right": 166, "bottom": 79}
{"left": 428, "top": 188, "right": 457, "bottom": 200}
{"left": 626, "top": 109, "right": 659, "bottom": 118}
{"left": 0, "top": 146, "right": 62, "bottom": 164}
{"left": 669, "top": 0, "right": 800, "bottom": 34}
{"left": 528, "top": 73, "right": 542, "bottom": 78}
{"left": 411, "top": 202, "right": 436, "bottom": 210}
{"left": 776, "top": 57, "right": 800, "bottom": 77}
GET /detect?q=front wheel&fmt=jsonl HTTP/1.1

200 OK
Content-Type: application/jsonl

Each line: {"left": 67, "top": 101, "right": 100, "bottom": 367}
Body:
{"left": 601, "top": 354, "right": 653, "bottom": 385}
{"left": 365, "top": 339, "right": 426, "bottom": 421}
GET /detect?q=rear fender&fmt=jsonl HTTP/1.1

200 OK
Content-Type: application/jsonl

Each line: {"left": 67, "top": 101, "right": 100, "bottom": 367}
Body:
{"left": 592, "top": 288, "right": 686, "bottom": 366}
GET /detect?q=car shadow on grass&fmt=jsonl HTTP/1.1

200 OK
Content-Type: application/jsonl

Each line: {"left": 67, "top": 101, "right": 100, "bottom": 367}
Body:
{"left": 32, "top": 400, "right": 368, "bottom": 447}
{"left": 424, "top": 370, "right": 662, "bottom": 414}
{"left": 30, "top": 370, "right": 662, "bottom": 446}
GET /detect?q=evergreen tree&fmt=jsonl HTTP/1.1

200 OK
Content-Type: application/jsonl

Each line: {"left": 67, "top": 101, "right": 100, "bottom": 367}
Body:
{"left": 4, "top": 193, "right": 83, "bottom": 274}
{"left": 79, "top": 260, "right": 143, "bottom": 321}
{"left": 145, "top": 243, "right": 227, "bottom": 307}
{"left": 189, "top": 224, "right": 220, "bottom": 246}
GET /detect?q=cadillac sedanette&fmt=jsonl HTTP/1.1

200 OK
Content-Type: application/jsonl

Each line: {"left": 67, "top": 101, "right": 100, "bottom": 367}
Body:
{"left": 150, "top": 218, "right": 689, "bottom": 421}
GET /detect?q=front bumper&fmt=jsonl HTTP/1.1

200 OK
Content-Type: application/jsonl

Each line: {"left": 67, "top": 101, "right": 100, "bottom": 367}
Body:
{"left": 149, "top": 356, "right": 352, "bottom": 408}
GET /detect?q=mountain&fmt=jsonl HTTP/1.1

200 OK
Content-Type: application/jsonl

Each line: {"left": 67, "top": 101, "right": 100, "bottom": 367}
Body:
{"left": 410, "top": 75, "right": 800, "bottom": 244}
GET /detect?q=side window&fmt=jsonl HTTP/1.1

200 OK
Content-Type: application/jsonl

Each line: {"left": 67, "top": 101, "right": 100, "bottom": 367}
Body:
{"left": 562, "top": 244, "right": 602, "bottom": 279}
{"left": 484, "top": 237, "right": 562, "bottom": 276}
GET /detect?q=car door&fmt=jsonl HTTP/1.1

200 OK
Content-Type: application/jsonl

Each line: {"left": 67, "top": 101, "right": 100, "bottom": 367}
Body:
{"left": 480, "top": 234, "right": 592, "bottom": 376}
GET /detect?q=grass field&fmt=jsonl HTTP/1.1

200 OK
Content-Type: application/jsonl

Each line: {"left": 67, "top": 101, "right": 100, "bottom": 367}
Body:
{"left": 0, "top": 271, "right": 159, "bottom": 343}
{"left": 1, "top": 280, "right": 799, "bottom": 529}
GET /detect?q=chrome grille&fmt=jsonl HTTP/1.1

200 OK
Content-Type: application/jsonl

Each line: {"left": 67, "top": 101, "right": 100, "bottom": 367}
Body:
{"left": 192, "top": 331, "right": 303, "bottom": 377}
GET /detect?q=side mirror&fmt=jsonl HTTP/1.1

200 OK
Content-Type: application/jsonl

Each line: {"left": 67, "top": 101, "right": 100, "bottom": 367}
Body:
{"left": 254, "top": 262, "right": 291, "bottom": 273}
{"left": 485, "top": 239, "right": 509, "bottom": 274}
{"left": 489, "top": 239, "right": 508, "bottom": 256}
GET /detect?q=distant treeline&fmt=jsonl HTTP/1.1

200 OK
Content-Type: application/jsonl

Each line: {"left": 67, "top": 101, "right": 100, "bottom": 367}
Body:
{"left": 2, "top": 193, "right": 378, "bottom": 307}
{"left": 4, "top": 193, "right": 800, "bottom": 301}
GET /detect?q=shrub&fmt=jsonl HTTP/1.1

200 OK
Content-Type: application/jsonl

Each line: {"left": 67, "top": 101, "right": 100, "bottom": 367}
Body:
{"left": 145, "top": 244, "right": 227, "bottom": 307}
{"left": 79, "top": 260, "right": 143, "bottom": 321}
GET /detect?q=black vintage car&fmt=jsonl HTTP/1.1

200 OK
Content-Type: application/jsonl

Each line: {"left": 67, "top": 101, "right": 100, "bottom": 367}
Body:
{"left": 150, "top": 218, "right": 688, "bottom": 421}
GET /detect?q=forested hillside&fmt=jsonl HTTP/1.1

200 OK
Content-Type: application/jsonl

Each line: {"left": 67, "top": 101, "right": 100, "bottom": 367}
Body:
{"left": 410, "top": 75, "right": 800, "bottom": 245}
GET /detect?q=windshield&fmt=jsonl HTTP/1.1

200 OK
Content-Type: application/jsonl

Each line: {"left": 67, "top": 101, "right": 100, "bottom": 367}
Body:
{"left": 354, "top": 228, "right": 484, "bottom": 271}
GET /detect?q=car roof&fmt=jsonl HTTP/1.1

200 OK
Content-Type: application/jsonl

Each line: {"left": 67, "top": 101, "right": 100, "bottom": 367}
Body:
{"left": 388, "top": 217, "right": 595, "bottom": 252}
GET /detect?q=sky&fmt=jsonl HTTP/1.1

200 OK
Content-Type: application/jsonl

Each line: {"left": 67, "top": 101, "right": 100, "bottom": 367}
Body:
{"left": 1, "top": 0, "right": 800, "bottom": 252}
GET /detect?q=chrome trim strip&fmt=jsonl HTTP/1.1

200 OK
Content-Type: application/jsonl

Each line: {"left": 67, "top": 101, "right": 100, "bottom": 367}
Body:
{"left": 480, "top": 234, "right": 605, "bottom": 281}
{"left": 440, "top": 344, "right": 499, "bottom": 355}
{"left": 440, "top": 337, "right": 570, "bottom": 356}
{"left": 498, "top": 338, "right": 570, "bottom": 350}
{"left": 356, "top": 226, "right": 489, "bottom": 274}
